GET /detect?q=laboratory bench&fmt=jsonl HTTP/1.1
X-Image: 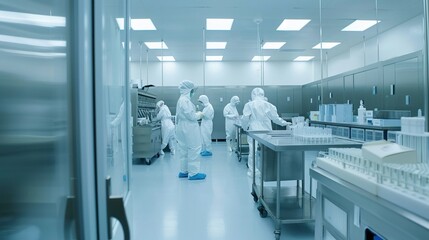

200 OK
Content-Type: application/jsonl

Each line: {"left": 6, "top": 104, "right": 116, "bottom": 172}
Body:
{"left": 247, "top": 130, "right": 363, "bottom": 239}
{"left": 310, "top": 120, "right": 400, "bottom": 142}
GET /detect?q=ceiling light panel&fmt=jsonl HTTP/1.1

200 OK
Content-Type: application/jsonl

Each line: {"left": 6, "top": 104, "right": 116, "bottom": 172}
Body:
{"left": 206, "top": 18, "right": 234, "bottom": 30}
{"left": 262, "top": 42, "right": 286, "bottom": 49}
{"left": 294, "top": 56, "right": 315, "bottom": 61}
{"left": 312, "top": 42, "right": 341, "bottom": 49}
{"left": 342, "top": 20, "right": 379, "bottom": 31}
{"left": 252, "top": 56, "right": 271, "bottom": 61}
{"left": 206, "top": 56, "right": 223, "bottom": 61}
{"left": 206, "top": 42, "right": 227, "bottom": 49}
{"left": 144, "top": 42, "right": 168, "bottom": 49}
{"left": 131, "top": 19, "right": 156, "bottom": 30}
{"left": 277, "top": 19, "right": 311, "bottom": 31}
{"left": 157, "top": 56, "right": 175, "bottom": 61}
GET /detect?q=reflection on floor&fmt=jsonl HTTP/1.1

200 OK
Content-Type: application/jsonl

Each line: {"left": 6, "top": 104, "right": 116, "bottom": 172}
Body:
{"left": 132, "top": 142, "right": 315, "bottom": 240}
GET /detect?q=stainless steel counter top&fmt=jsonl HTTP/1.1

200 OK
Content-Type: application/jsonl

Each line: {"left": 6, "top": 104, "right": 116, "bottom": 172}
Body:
{"left": 247, "top": 130, "right": 363, "bottom": 151}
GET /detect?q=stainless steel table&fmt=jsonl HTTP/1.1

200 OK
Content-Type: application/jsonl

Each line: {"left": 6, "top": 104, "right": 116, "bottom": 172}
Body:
{"left": 247, "top": 130, "right": 363, "bottom": 240}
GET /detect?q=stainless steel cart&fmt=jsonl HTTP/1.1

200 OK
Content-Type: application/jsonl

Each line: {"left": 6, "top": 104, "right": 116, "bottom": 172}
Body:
{"left": 234, "top": 123, "right": 249, "bottom": 162}
{"left": 247, "top": 130, "right": 362, "bottom": 239}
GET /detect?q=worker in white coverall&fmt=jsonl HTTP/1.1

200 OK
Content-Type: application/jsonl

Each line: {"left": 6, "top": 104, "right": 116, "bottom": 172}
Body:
{"left": 175, "top": 80, "right": 206, "bottom": 180}
{"left": 241, "top": 88, "right": 290, "bottom": 177}
{"left": 198, "top": 95, "right": 214, "bottom": 156}
{"left": 154, "top": 100, "right": 176, "bottom": 155}
{"left": 223, "top": 96, "right": 240, "bottom": 152}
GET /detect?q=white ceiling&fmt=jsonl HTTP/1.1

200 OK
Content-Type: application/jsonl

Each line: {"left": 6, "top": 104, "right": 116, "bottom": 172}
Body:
{"left": 129, "top": 0, "right": 423, "bottom": 62}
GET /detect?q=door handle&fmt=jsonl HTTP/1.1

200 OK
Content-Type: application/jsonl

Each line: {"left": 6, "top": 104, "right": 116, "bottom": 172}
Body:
{"left": 64, "top": 196, "right": 75, "bottom": 240}
{"left": 106, "top": 177, "right": 130, "bottom": 240}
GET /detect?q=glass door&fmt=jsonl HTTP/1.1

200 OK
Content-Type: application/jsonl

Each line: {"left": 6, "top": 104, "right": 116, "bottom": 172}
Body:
{"left": 94, "top": 0, "right": 132, "bottom": 239}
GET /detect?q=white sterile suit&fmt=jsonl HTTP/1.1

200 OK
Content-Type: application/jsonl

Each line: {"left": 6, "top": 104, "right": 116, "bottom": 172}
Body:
{"left": 223, "top": 96, "right": 240, "bottom": 152}
{"left": 154, "top": 100, "right": 176, "bottom": 155}
{"left": 241, "top": 88, "right": 289, "bottom": 176}
{"left": 175, "top": 80, "right": 206, "bottom": 180}
{"left": 198, "top": 95, "right": 214, "bottom": 156}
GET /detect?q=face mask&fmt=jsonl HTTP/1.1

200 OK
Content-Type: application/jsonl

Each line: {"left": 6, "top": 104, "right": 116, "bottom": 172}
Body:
{"left": 190, "top": 90, "right": 195, "bottom": 97}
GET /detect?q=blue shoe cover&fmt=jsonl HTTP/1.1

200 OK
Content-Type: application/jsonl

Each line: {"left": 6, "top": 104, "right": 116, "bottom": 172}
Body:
{"left": 188, "top": 173, "right": 206, "bottom": 180}
{"left": 201, "top": 151, "right": 212, "bottom": 156}
{"left": 178, "top": 172, "right": 188, "bottom": 178}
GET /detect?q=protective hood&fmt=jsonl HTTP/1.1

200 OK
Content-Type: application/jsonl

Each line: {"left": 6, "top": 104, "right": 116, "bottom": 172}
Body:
{"left": 156, "top": 100, "right": 164, "bottom": 108}
{"left": 198, "top": 95, "right": 210, "bottom": 106}
{"left": 230, "top": 96, "right": 240, "bottom": 105}
{"left": 251, "top": 87, "right": 265, "bottom": 101}
{"left": 179, "top": 80, "right": 196, "bottom": 95}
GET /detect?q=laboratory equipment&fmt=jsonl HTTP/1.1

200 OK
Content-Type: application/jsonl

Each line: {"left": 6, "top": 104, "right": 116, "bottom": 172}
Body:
{"left": 357, "top": 100, "right": 366, "bottom": 124}
{"left": 131, "top": 87, "right": 161, "bottom": 165}
{"left": 292, "top": 126, "right": 333, "bottom": 143}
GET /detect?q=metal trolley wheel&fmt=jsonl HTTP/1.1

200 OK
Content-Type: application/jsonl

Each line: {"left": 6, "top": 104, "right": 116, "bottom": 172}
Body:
{"left": 257, "top": 205, "right": 267, "bottom": 218}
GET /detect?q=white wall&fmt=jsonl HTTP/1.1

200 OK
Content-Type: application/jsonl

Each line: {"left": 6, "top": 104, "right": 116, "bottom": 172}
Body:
{"left": 328, "top": 15, "right": 424, "bottom": 77}
{"left": 130, "top": 61, "right": 315, "bottom": 87}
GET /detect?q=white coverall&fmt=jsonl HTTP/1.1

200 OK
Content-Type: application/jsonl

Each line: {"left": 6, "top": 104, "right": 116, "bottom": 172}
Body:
{"left": 198, "top": 95, "right": 214, "bottom": 153}
{"left": 154, "top": 101, "right": 175, "bottom": 154}
{"left": 175, "top": 81, "right": 203, "bottom": 177}
{"left": 241, "top": 88, "right": 288, "bottom": 175}
{"left": 223, "top": 96, "right": 240, "bottom": 151}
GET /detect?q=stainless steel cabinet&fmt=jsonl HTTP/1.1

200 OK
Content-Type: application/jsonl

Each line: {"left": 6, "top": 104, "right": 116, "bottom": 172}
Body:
{"left": 344, "top": 75, "right": 356, "bottom": 113}
{"left": 354, "top": 68, "right": 381, "bottom": 111}
{"left": 383, "top": 63, "right": 396, "bottom": 110}
{"left": 132, "top": 126, "right": 161, "bottom": 164}
{"left": 383, "top": 56, "right": 423, "bottom": 115}
{"left": 395, "top": 57, "right": 423, "bottom": 115}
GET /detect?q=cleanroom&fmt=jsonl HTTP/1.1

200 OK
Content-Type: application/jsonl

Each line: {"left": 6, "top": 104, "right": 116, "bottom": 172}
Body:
{"left": 1, "top": 0, "right": 429, "bottom": 239}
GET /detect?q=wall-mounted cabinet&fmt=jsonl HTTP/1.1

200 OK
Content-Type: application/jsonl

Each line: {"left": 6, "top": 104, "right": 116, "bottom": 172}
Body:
{"left": 302, "top": 52, "right": 424, "bottom": 118}
{"left": 343, "top": 75, "right": 355, "bottom": 111}
{"left": 353, "top": 68, "right": 382, "bottom": 112}
{"left": 383, "top": 57, "right": 423, "bottom": 115}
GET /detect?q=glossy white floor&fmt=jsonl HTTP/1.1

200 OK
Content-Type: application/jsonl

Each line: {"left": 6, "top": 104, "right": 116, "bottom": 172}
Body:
{"left": 132, "top": 142, "right": 315, "bottom": 240}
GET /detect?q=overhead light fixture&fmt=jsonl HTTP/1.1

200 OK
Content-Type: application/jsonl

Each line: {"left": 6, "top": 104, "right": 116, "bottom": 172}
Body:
{"left": 157, "top": 56, "right": 175, "bottom": 62}
{"left": 0, "top": 10, "right": 66, "bottom": 27}
{"left": 277, "top": 19, "right": 311, "bottom": 31}
{"left": 294, "top": 56, "right": 315, "bottom": 61}
{"left": 144, "top": 42, "right": 168, "bottom": 49}
{"left": 206, "top": 42, "right": 227, "bottom": 49}
{"left": 342, "top": 20, "right": 379, "bottom": 31}
{"left": 262, "top": 42, "right": 286, "bottom": 49}
{"left": 206, "top": 18, "right": 234, "bottom": 30}
{"left": 252, "top": 56, "right": 271, "bottom": 61}
{"left": 206, "top": 56, "right": 223, "bottom": 61}
{"left": 312, "top": 42, "right": 341, "bottom": 49}
{"left": 0, "top": 34, "right": 66, "bottom": 47}
{"left": 116, "top": 18, "right": 124, "bottom": 30}
{"left": 131, "top": 19, "right": 156, "bottom": 30}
